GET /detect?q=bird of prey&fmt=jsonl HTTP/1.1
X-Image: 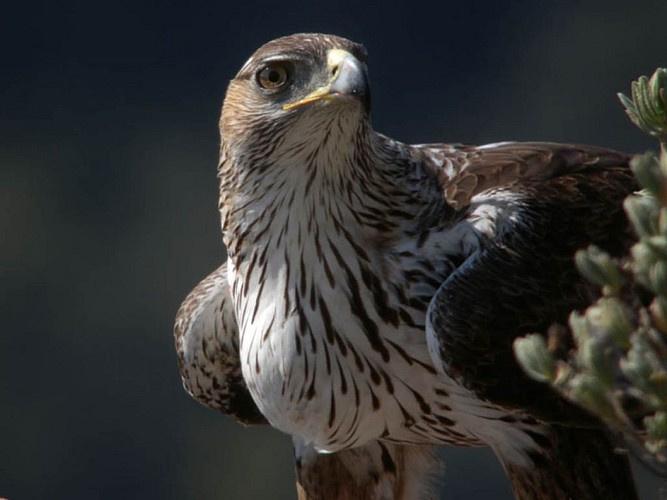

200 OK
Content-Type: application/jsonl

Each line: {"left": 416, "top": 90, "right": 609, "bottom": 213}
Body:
{"left": 175, "top": 33, "right": 639, "bottom": 499}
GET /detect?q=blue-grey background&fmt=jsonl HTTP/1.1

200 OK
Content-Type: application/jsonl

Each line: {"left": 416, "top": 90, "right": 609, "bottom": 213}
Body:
{"left": 2, "top": 0, "right": 666, "bottom": 498}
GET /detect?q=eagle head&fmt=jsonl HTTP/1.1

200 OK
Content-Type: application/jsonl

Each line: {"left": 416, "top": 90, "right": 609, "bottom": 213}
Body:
{"left": 219, "top": 33, "right": 371, "bottom": 159}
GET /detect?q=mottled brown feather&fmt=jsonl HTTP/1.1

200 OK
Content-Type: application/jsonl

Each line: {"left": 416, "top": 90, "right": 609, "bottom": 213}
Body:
{"left": 431, "top": 142, "right": 630, "bottom": 208}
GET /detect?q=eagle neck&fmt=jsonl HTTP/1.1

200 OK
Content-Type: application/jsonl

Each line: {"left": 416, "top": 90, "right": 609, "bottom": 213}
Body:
{"left": 219, "top": 118, "right": 434, "bottom": 262}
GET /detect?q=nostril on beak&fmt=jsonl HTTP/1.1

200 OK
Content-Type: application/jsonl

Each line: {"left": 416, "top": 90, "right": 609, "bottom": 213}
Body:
{"left": 331, "top": 65, "right": 339, "bottom": 77}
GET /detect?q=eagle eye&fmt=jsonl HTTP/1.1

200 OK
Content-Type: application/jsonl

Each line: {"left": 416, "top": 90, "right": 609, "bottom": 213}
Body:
{"left": 257, "top": 63, "right": 290, "bottom": 90}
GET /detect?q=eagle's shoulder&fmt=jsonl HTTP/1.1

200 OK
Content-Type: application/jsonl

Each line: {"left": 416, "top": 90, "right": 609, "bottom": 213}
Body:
{"left": 412, "top": 141, "right": 631, "bottom": 209}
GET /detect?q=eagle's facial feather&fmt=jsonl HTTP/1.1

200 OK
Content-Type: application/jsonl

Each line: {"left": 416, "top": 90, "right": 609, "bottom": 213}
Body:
{"left": 219, "top": 34, "right": 370, "bottom": 160}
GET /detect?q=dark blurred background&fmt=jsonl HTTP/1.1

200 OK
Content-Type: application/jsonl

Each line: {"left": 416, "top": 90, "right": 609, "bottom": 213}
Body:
{"left": 2, "top": 0, "right": 666, "bottom": 498}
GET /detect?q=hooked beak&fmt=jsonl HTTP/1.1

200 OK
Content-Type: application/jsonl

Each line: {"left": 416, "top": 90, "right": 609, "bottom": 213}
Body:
{"left": 283, "top": 49, "right": 370, "bottom": 112}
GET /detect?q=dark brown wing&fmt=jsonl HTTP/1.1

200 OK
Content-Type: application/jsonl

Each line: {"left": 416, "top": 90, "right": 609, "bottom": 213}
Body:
{"left": 503, "top": 425, "right": 637, "bottom": 499}
{"left": 425, "top": 141, "right": 634, "bottom": 412}
{"left": 424, "top": 142, "right": 638, "bottom": 499}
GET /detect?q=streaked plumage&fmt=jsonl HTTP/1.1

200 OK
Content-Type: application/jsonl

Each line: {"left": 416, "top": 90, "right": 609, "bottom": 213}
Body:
{"left": 175, "top": 33, "right": 638, "bottom": 498}
{"left": 174, "top": 264, "right": 265, "bottom": 425}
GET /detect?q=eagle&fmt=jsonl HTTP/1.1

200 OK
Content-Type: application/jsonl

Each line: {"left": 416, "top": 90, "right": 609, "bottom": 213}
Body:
{"left": 175, "top": 33, "right": 639, "bottom": 499}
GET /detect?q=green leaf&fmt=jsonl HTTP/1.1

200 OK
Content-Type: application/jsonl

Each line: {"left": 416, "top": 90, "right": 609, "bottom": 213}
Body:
{"left": 619, "top": 68, "right": 667, "bottom": 139}
{"left": 513, "top": 335, "right": 555, "bottom": 383}
{"left": 624, "top": 194, "right": 659, "bottom": 239}
{"left": 568, "top": 374, "right": 616, "bottom": 420}
{"left": 650, "top": 261, "right": 667, "bottom": 297}
{"left": 631, "top": 152, "right": 664, "bottom": 201}
{"left": 575, "top": 246, "right": 622, "bottom": 292}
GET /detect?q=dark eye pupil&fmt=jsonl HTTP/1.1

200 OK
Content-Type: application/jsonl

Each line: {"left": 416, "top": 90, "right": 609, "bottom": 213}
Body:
{"left": 257, "top": 64, "right": 288, "bottom": 90}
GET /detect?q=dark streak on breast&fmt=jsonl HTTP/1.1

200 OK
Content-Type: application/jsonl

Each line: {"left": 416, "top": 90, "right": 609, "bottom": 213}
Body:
{"left": 327, "top": 236, "right": 391, "bottom": 361}
{"left": 328, "top": 389, "right": 336, "bottom": 428}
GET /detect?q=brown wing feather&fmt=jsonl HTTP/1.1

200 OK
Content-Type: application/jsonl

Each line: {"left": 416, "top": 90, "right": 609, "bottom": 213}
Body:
{"left": 417, "top": 142, "right": 630, "bottom": 209}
